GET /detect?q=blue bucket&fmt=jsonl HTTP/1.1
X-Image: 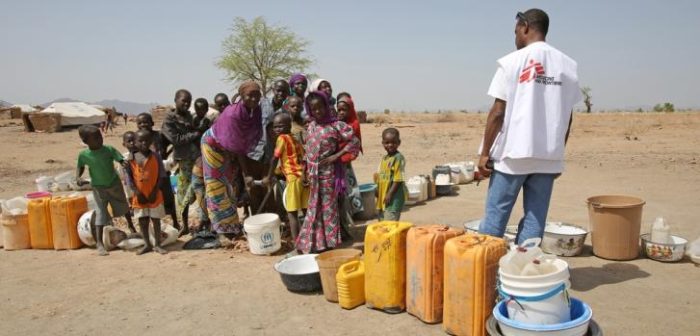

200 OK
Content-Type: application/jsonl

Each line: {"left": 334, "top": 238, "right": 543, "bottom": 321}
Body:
{"left": 359, "top": 183, "right": 376, "bottom": 193}
{"left": 493, "top": 297, "right": 592, "bottom": 334}
{"left": 170, "top": 175, "right": 178, "bottom": 193}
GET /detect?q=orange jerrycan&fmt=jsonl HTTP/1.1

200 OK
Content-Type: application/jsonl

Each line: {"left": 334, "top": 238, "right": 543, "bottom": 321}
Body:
{"left": 28, "top": 197, "right": 53, "bottom": 249}
{"left": 2, "top": 214, "right": 31, "bottom": 250}
{"left": 336, "top": 260, "right": 366, "bottom": 309}
{"left": 406, "top": 225, "right": 464, "bottom": 323}
{"left": 50, "top": 195, "right": 87, "bottom": 250}
{"left": 443, "top": 233, "right": 507, "bottom": 336}
{"left": 364, "top": 221, "right": 413, "bottom": 313}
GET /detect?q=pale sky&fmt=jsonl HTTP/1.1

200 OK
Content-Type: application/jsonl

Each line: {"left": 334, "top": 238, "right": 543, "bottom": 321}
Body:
{"left": 2, "top": 0, "right": 699, "bottom": 111}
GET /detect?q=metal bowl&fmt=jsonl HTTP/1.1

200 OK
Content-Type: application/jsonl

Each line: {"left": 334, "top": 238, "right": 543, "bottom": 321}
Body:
{"left": 463, "top": 219, "right": 517, "bottom": 244}
{"left": 274, "top": 254, "right": 322, "bottom": 292}
{"left": 542, "top": 222, "right": 589, "bottom": 257}
{"left": 486, "top": 315, "right": 602, "bottom": 336}
{"left": 640, "top": 234, "right": 687, "bottom": 262}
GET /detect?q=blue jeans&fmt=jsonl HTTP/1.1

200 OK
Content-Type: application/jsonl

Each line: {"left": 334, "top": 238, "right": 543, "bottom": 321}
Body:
{"left": 479, "top": 170, "right": 556, "bottom": 245}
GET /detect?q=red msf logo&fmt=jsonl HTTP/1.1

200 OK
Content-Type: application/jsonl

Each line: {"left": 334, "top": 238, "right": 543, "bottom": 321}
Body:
{"left": 519, "top": 59, "right": 545, "bottom": 83}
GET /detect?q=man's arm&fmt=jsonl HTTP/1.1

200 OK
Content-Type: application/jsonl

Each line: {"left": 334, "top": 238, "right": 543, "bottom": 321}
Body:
{"left": 478, "top": 98, "right": 506, "bottom": 177}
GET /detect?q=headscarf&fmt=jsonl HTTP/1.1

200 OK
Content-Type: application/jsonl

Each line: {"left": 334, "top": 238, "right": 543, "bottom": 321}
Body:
{"left": 338, "top": 96, "right": 363, "bottom": 154}
{"left": 211, "top": 81, "right": 262, "bottom": 155}
{"left": 310, "top": 78, "right": 336, "bottom": 106}
{"left": 238, "top": 80, "right": 260, "bottom": 97}
{"left": 288, "top": 73, "right": 308, "bottom": 95}
{"left": 305, "top": 90, "right": 336, "bottom": 125}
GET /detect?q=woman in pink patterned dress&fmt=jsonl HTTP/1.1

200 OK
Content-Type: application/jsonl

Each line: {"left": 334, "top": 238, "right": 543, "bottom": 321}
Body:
{"left": 296, "top": 91, "right": 360, "bottom": 254}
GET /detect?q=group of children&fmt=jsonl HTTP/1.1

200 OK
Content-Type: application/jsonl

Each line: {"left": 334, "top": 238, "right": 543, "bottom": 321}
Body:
{"left": 75, "top": 74, "right": 408, "bottom": 255}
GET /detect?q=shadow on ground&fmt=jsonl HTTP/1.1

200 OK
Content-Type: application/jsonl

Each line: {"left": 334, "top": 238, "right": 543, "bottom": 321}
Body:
{"left": 570, "top": 262, "right": 651, "bottom": 291}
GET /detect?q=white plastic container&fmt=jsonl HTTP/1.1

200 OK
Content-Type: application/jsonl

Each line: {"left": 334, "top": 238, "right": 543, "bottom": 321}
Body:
{"left": 406, "top": 176, "right": 428, "bottom": 205}
{"left": 244, "top": 213, "right": 282, "bottom": 255}
{"left": 35, "top": 176, "right": 53, "bottom": 192}
{"left": 650, "top": 217, "right": 671, "bottom": 244}
{"left": 499, "top": 238, "right": 544, "bottom": 275}
{"left": 499, "top": 258, "right": 572, "bottom": 325}
{"left": 77, "top": 210, "right": 96, "bottom": 247}
{"left": 1, "top": 197, "right": 28, "bottom": 216}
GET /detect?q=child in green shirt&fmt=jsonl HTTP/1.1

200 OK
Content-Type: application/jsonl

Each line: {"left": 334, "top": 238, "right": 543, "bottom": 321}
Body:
{"left": 76, "top": 125, "right": 131, "bottom": 256}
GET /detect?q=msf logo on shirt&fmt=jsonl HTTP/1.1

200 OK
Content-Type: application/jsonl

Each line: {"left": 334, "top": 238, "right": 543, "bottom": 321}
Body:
{"left": 519, "top": 59, "right": 562, "bottom": 86}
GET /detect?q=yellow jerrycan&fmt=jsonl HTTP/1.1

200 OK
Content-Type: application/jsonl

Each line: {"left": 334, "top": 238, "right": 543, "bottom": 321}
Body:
{"left": 50, "top": 195, "right": 88, "bottom": 250}
{"left": 336, "top": 260, "right": 366, "bottom": 309}
{"left": 28, "top": 197, "right": 53, "bottom": 249}
{"left": 443, "top": 233, "right": 507, "bottom": 336}
{"left": 406, "top": 225, "right": 464, "bottom": 323}
{"left": 364, "top": 221, "right": 413, "bottom": 313}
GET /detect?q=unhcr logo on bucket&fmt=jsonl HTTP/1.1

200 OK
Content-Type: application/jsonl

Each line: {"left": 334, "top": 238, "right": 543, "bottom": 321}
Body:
{"left": 261, "top": 231, "right": 274, "bottom": 248}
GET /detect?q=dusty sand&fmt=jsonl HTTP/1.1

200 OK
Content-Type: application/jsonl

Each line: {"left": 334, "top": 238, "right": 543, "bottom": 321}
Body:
{"left": 1, "top": 112, "right": 699, "bottom": 335}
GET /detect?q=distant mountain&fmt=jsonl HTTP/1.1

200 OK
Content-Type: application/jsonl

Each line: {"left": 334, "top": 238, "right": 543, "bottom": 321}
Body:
{"left": 92, "top": 99, "right": 157, "bottom": 115}
{"left": 40, "top": 98, "right": 156, "bottom": 115}
{"left": 39, "top": 97, "right": 81, "bottom": 107}
{"left": 0, "top": 100, "right": 13, "bottom": 108}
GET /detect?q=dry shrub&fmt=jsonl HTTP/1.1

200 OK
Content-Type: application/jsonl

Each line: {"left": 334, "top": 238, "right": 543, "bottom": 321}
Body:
{"left": 436, "top": 112, "right": 457, "bottom": 123}
{"left": 368, "top": 114, "right": 392, "bottom": 125}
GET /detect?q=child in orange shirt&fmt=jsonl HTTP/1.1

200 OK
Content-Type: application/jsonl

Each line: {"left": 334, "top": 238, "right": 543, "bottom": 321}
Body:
{"left": 127, "top": 129, "right": 168, "bottom": 255}
{"left": 264, "top": 112, "right": 309, "bottom": 241}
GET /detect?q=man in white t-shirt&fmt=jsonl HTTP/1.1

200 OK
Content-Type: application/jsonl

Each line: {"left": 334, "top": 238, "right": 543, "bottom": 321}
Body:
{"left": 478, "top": 9, "right": 583, "bottom": 244}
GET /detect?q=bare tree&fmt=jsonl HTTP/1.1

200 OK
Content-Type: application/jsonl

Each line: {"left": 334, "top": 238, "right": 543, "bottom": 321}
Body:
{"left": 581, "top": 86, "right": 592, "bottom": 113}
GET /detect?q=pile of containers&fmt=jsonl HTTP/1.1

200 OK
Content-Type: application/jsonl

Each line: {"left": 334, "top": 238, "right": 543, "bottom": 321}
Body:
{"left": 308, "top": 221, "right": 600, "bottom": 336}
{"left": 321, "top": 221, "right": 513, "bottom": 336}
{"left": 2, "top": 193, "right": 88, "bottom": 251}
{"left": 494, "top": 238, "right": 594, "bottom": 335}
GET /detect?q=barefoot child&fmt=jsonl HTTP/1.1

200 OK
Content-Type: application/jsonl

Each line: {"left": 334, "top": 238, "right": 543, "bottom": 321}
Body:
{"left": 264, "top": 112, "right": 309, "bottom": 241}
{"left": 376, "top": 127, "right": 407, "bottom": 221}
{"left": 119, "top": 131, "right": 138, "bottom": 233}
{"left": 161, "top": 90, "right": 200, "bottom": 236}
{"left": 127, "top": 129, "right": 168, "bottom": 255}
{"left": 75, "top": 125, "right": 131, "bottom": 256}
{"left": 136, "top": 113, "right": 181, "bottom": 232}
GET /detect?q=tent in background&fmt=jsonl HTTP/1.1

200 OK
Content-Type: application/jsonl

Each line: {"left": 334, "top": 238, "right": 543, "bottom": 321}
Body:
{"left": 41, "top": 102, "right": 106, "bottom": 126}
{"left": 13, "top": 104, "right": 37, "bottom": 113}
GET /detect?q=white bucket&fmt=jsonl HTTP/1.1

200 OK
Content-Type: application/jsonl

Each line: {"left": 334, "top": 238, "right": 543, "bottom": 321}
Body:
{"left": 499, "top": 258, "right": 571, "bottom": 325}
{"left": 244, "top": 213, "right": 282, "bottom": 255}
{"left": 35, "top": 176, "right": 53, "bottom": 192}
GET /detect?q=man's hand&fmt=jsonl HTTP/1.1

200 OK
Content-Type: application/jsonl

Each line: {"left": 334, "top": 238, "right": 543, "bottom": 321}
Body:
{"left": 478, "top": 155, "right": 493, "bottom": 178}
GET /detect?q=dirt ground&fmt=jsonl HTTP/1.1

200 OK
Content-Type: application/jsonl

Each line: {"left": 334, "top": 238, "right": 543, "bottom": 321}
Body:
{"left": 1, "top": 112, "right": 699, "bottom": 335}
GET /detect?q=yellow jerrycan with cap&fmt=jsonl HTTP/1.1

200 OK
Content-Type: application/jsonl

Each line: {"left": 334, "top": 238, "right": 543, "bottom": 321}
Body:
{"left": 336, "top": 259, "right": 366, "bottom": 309}
{"left": 364, "top": 221, "right": 413, "bottom": 313}
{"left": 443, "top": 233, "right": 507, "bottom": 336}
